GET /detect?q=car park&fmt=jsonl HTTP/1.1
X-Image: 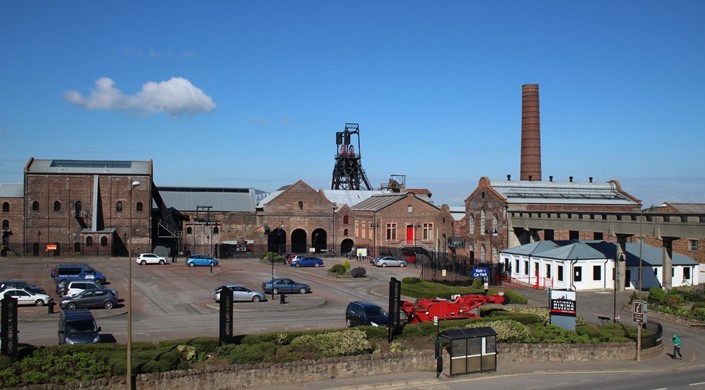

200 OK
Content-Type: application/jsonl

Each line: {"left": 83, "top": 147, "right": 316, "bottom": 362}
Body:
{"left": 50, "top": 264, "right": 107, "bottom": 284}
{"left": 186, "top": 254, "right": 218, "bottom": 267}
{"left": 374, "top": 256, "right": 407, "bottom": 267}
{"left": 58, "top": 281, "right": 118, "bottom": 300}
{"left": 212, "top": 284, "right": 266, "bottom": 302}
{"left": 261, "top": 278, "right": 311, "bottom": 295}
{"left": 1, "top": 288, "right": 52, "bottom": 306}
{"left": 60, "top": 289, "right": 117, "bottom": 310}
{"left": 290, "top": 256, "right": 324, "bottom": 267}
{"left": 0, "top": 280, "right": 47, "bottom": 295}
{"left": 345, "top": 301, "right": 389, "bottom": 327}
{"left": 136, "top": 253, "right": 167, "bottom": 265}
{"left": 58, "top": 310, "right": 101, "bottom": 345}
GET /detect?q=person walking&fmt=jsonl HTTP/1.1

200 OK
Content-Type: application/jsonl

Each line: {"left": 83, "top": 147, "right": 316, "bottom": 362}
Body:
{"left": 672, "top": 334, "right": 683, "bottom": 360}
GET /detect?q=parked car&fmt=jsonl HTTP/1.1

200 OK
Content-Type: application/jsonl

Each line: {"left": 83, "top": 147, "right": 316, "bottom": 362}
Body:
{"left": 290, "top": 256, "right": 324, "bottom": 267}
{"left": 212, "top": 284, "right": 266, "bottom": 302}
{"left": 50, "top": 264, "right": 107, "bottom": 284}
{"left": 0, "top": 280, "right": 47, "bottom": 295}
{"left": 186, "top": 254, "right": 218, "bottom": 267}
{"left": 1, "top": 288, "right": 52, "bottom": 306}
{"left": 136, "top": 253, "right": 167, "bottom": 265}
{"left": 261, "top": 278, "right": 311, "bottom": 295}
{"left": 58, "top": 280, "right": 118, "bottom": 300}
{"left": 345, "top": 301, "right": 389, "bottom": 327}
{"left": 374, "top": 256, "right": 407, "bottom": 268}
{"left": 58, "top": 310, "right": 101, "bottom": 345}
{"left": 60, "top": 289, "right": 117, "bottom": 310}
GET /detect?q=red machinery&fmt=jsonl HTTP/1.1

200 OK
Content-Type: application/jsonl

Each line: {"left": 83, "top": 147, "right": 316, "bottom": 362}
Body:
{"left": 400, "top": 293, "right": 508, "bottom": 324}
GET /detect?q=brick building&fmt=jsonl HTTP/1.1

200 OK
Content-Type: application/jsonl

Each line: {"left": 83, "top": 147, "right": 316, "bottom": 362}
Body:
{"left": 1, "top": 184, "right": 24, "bottom": 256}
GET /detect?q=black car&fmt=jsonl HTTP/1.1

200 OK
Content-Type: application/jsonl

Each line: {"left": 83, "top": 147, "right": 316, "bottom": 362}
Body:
{"left": 345, "top": 301, "right": 389, "bottom": 327}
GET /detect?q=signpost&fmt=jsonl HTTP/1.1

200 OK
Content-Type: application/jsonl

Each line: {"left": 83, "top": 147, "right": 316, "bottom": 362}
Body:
{"left": 632, "top": 300, "right": 647, "bottom": 324}
{"left": 219, "top": 286, "right": 233, "bottom": 345}
{"left": 388, "top": 277, "right": 401, "bottom": 343}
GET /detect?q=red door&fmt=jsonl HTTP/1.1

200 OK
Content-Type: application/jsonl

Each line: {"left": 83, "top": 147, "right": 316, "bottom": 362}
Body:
{"left": 406, "top": 225, "right": 413, "bottom": 245}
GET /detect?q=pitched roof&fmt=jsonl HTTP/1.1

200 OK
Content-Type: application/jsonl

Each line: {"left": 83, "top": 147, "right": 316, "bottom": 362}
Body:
{"left": 25, "top": 158, "right": 152, "bottom": 175}
{"left": 662, "top": 203, "right": 705, "bottom": 214}
{"left": 502, "top": 240, "right": 560, "bottom": 256}
{"left": 157, "top": 187, "right": 256, "bottom": 212}
{"left": 537, "top": 242, "right": 607, "bottom": 260}
{"left": 488, "top": 179, "right": 640, "bottom": 206}
{"left": 351, "top": 193, "right": 438, "bottom": 212}
{"left": 0, "top": 183, "right": 23, "bottom": 198}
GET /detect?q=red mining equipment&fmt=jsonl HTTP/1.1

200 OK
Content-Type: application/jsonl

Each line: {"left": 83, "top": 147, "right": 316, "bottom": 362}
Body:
{"left": 400, "top": 293, "right": 509, "bottom": 324}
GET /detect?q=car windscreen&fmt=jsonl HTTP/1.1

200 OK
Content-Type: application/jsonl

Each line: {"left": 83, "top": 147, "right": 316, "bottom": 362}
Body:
{"left": 364, "top": 306, "right": 388, "bottom": 317}
{"left": 66, "top": 320, "right": 97, "bottom": 334}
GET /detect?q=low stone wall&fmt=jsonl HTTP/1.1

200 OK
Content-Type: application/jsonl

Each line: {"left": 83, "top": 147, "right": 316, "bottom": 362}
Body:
{"left": 9, "top": 343, "right": 652, "bottom": 390}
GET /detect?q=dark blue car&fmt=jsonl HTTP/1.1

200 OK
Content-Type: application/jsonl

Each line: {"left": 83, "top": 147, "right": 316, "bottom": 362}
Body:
{"left": 186, "top": 254, "right": 218, "bottom": 267}
{"left": 290, "top": 256, "right": 324, "bottom": 267}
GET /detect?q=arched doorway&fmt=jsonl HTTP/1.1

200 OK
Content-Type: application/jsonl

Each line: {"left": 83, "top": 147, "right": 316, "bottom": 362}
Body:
{"left": 291, "top": 229, "right": 307, "bottom": 253}
{"left": 267, "top": 228, "right": 286, "bottom": 254}
{"left": 311, "top": 228, "right": 327, "bottom": 253}
{"left": 340, "top": 238, "right": 354, "bottom": 255}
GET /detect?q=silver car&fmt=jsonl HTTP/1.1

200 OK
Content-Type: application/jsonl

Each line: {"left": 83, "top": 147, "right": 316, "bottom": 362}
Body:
{"left": 374, "top": 256, "right": 407, "bottom": 267}
{"left": 213, "top": 284, "right": 266, "bottom": 302}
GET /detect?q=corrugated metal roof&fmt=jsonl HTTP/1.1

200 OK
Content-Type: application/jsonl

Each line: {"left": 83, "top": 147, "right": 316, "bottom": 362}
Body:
{"left": 351, "top": 194, "right": 408, "bottom": 211}
{"left": 490, "top": 179, "right": 639, "bottom": 206}
{"left": 663, "top": 203, "right": 705, "bottom": 214}
{"left": 0, "top": 183, "right": 23, "bottom": 197}
{"left": 25, "top": 158, "right": 151, "bottom": 175}
{"left": 322, "top": 189, "right": 390, "bottom": 208}
{"left": 158, "top": 187, "right": 256, "bottom": 212}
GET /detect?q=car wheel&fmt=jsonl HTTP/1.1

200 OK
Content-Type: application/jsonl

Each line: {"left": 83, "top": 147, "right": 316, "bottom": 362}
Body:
{"left": 141, "top": 260, "right": 147, "bottom": 265}
{"left": 382, "top": 263, "right": 387, "bottom": 268}
{"left": 400, "top": 262, "right": 406, "bottom": 267}
{"left": 299, "top": 287, "right": 307, "bottom": 294}
{"left": 346, "top": 318, "right": 353, "bottom": 327}
{"left": 189, "top": 262, "right": 195, "bottom": 267}
{"left": 252, "top": 296, "right": 261, "bottom": 303}
{"left": 104, "top": 301, "right": 114, "bottom": 309}
{"left": 295, "top": 263, "right": 300, "bottom": 267}
{"left": 67, "top": 302, "right": 77, "bottom": 310}
{"left": 272, "top": 288, "right": 279, "bottom": 295}
{"left": 316, "top": 263, "right": 322, "bottom": 267}
{"left": 35, "top": 299, "right": 45, "bottom": 307}
{"left": 159, "top": 260, "right": 165, "bottom": 265}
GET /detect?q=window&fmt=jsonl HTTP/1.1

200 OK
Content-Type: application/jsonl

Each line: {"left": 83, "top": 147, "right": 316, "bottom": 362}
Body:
{"left": 116, "top": 201, "right": 123, "bottom": 212}
{"left": 213, "top": 226, "right": 219, "bottom": 234}
{"left": 492, "top": 215, "right": 498, "bottom": 234}
{"left": 32, "top": 201, "right": 39, "bottom": 211}
{"left": 86, "top": 237, "right": 93, "bottom": 247}
{"left": 422, "top": 223, "right": 434, "bottom": 240}
{"left": 186, "top": 227, "right": 192, "bottom": 235}
{"left": 558, "top": 265, "right": 564, "bottom": 281}
{"left": 480, "top": 246, "right": 486, "bottom": 262}
{"left": 407, "top": 205, "right": 413, "bottom": 213}
{"left": 546, "top": 264, "right": 551, "bottom": 278}
{"left": 515, "top": 259, "right": 519, "bottom": 274}
{"left": 480, "top": 210, "right": 486, "bottom": 234}
{"left": 684, "top": 267, "right": 691, "bottom": 280}
{"left": 593, "top": 265, "right": 602, "bottom": 281}
{"left": 2, "top": 202, "right": 8, "bottom": 212}
{"left": 343, "top": 215, "right": 349, "bottom": 224}
{"left": 468, "top": 215, "right": 475, "bottom": 235}
{"left": 574, "top": 266, "right": 582, "bottom": 282}
{"left": 344, "top": 228, "right": 348, "bottom": 236}
{"left": 690, "top": 240, "right": 698, "bottom": 251}
{"left": 100, "top": 236, "right": 108, "bottom": 247}
{"left": 298, "top": 201, "right": 304, "bottom": 211}
{"left": 54, "top": 201, "right": 61, "bottom": 211}
{"left": 386, "top": 223, "right": 397, "bottom": 240}
{"left": 524, "top": 260, "right": 529, "bottom": 275}
{"left": 136, "top": 201, "right": 143, "bottom": 212}
{"left": 2, "top": 220, "right": 8, "bottom": 229}
{"left": 654, "top": 268, "right": 658, "bottom": 276}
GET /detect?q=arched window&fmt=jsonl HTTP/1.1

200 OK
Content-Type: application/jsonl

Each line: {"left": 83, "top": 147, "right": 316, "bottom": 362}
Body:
{"left": 2, "top": 202, "right": 9, "bottom": 212}
{"left": 100, "top": 236, "right": 108, "bottom": 247}
{"left": 86, "top": 237, "right": 93, "bottom": 247}
{"left": 213, "top": 226, "right": 219, "bottom": 234}
{"left": 492, "top": 215, "right": 498, "bottom": 234}
{"left": 480, "top": 245, "right": 486, "bottom": 262}
{"left": 2, "top": 220, "right": 8, "bottom": 229}
{"left": 344, "top": 228, "right": 349, "bottom": 236}
{"left": 343, "top": 215, "right": 349, "bottom": 224}
{"left": 32, "top": 201, "right": 39, "bottom": 211}
{"left": 187, "top": 227, "right": 192, "bottom": 234}
{"left": 298, "top": 201, "right": 304, "bottom": 210}
{"left": 469, "top": 215, "right": 475, "bottom": 235}
{"left": 407, "top": 205, "right": 413, "bottom": 213}
{"left": 480, "top": 210, "right": 486, "bottom": 234}
{"left": 136, "top": 201, "right": 143, "bottom": 212}
{"left": 54, "top": 201, "right": 61, "bottom": 211}
{"left": 116, "top": 201, "right": 123, "bottom": 212}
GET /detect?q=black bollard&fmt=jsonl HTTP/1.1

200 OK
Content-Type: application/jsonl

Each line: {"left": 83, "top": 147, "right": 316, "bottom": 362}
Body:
{"left": 48, "top": 300, "right": 55, "bottom": 314}
{"left": 280, "top": 293, "right": 286, "bottom": 304}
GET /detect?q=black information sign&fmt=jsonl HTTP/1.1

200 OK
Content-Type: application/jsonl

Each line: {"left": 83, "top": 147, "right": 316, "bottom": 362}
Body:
{"left": 388, "top": 277, "right": 401, "bottom": 343}
{"left": 219, "top": 286, "right": 233, "bottom": 345}
{"left": 1, "top": 294, "right": 18, "bottom": 357}
{"left": 550, "top": 298, "right": 577, "bottom": 316}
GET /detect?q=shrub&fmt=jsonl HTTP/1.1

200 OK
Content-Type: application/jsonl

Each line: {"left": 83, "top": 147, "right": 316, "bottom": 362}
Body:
{"left": 648, "top": 287, "right": 666, "bottom": 305}
{"left": 329, "top": 264, "right": 347, "bottom": 275}
{"left": 342, "top": 259, "right": 352, "bottom": 271}
{"left": 466, "top": 319, "right": 531, "bottom": 342}
{"left": 471, "top": 278, "right": 484, "bottom": 289}
{"left": 289, "top": 330, "right": 372, "bottom": 358}
{"left": 351, "top": 267, "right": 367, "bottom": 278}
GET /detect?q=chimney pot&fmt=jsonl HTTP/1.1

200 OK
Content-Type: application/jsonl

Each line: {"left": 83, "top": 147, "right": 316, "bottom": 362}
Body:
{"left": 528, "top": 175, "right": 532, "bottom": 181}
{"left": 569, "top": 176, "right": 573, "bottom": 182}
{"left": 589, "top": 176, "right": 593, "bottom": 183}
{"left": 507, "top": 174, "right": 511, "bottom": 181}
{"left": 549, "top": 175, "right": 553, "bottom": 182}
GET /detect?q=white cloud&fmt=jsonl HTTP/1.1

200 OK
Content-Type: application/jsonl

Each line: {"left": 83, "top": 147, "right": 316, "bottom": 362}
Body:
{"left": 64, "top": 77, "right": 216, "bottom": 116}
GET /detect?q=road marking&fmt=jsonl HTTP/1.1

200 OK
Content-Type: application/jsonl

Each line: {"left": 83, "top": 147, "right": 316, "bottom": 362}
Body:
{"left": 689, "top": 382, "right": 705, "bottom": 386}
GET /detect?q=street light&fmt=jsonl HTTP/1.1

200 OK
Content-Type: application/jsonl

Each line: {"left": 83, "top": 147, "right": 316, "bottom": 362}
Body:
{"left": 415, "top": 224, "right": 421, "bottom": 280}
{"left": 613, "top": 253, "right": 625, "bottom": 323}
{"left": 127, "top": 179, "right": 140, "bottom": 389}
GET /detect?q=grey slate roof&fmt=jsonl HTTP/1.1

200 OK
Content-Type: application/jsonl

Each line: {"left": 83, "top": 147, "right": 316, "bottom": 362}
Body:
{"left": 351, "top": 194, "right": 410, "bottom": 211}
{"left": 502, "top": 240, "right": 560, "bottom": 256}
{"left": 489, "top": 179, "right": 639, "bottom": 206}
{"left": 661, "top": 203, "right": 705, "bottom": 214}
{"left": 537, "top": 242, "right": 607, "bottom": 260}
{"left": 157, "top": 187, "right": 256, "bottom": 212}
{"left": 25, "top": 158, "right": 152, "bottom": 175}
{"left": 0, "top": 183, "right": 23, "bottom": 197}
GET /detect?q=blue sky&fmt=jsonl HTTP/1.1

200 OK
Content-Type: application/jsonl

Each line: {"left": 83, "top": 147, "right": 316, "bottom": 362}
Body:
{"left": 1, "top": 1, "right": 703, "bottom": 207}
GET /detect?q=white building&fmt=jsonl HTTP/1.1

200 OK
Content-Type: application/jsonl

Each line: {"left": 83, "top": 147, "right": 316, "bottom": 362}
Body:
{"left": 502, "top": 240, "right": 699, "bottom": 291}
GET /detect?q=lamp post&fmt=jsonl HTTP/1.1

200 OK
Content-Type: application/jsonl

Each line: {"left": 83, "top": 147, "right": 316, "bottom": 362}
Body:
{"left": 613, "top": 253, "right": 625, "bottom": 323}
{"left": 415, "top": 224, "right": 421, "bottom": 280}
{"left": 127, "top": 180, "right": 140, "bottom": 389}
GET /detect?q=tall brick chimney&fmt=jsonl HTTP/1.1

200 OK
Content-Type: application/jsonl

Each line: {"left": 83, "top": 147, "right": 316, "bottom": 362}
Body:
{"left": 520, "top": 84, "right": 542, "bottom": 181}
